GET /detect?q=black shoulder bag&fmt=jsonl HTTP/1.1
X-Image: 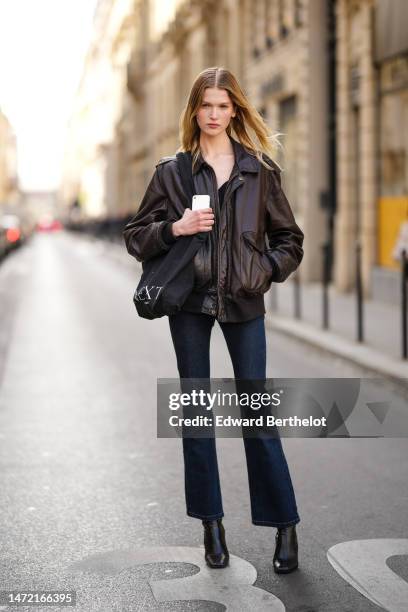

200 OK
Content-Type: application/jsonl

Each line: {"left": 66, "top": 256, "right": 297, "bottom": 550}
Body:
{"left": 133, "top": 151, "right": 207, "bottom": 320}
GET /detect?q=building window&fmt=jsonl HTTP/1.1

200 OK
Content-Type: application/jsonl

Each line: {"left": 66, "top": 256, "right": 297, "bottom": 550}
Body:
{"left": 294, "top": 0, "right": 303, "bottom": 27}
{"left": 377, "top": 55, "right": 408, "bottom": 270}
{"left": 265, "top": 0, "right": 274, "bottom": 48}
{"left": 278, "top": 95, "right": 298, "bottom": 212}
{"left": 379, "top": 57, "right": 408, "bottom": 196}
{"left": 251, "top": 0, "right": 266, "bottom": 59}
{"left": 278, "top": 0, "right": 288, "bottom": 38}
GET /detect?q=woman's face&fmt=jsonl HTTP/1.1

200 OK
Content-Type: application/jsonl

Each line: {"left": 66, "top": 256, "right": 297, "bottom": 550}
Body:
{"left": 195, "top": 87, "right": 236, "bottom": 136}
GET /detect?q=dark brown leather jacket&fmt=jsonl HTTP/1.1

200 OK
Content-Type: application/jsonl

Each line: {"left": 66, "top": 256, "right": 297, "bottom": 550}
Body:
{"left": 123, "top": 136, "right": 304, "bottom": 322}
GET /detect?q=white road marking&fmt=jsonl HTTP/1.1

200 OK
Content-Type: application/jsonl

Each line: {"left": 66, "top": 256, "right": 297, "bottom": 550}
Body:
{"left": 70, "top": 546, "right": 285, "bottom": 611}
{"left": 327, "top": 539, "right": 408, "bottom": 612}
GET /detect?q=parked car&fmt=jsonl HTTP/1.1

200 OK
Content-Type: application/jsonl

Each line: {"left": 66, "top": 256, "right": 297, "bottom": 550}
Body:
{"left": 0, "top": 224, "right": 7, "bottom": 260}
{"left": 0, "top": 214, "right": 23, "bottom": 253}
{"left": 36, "top": 217, "right": 63, "bottom": 232}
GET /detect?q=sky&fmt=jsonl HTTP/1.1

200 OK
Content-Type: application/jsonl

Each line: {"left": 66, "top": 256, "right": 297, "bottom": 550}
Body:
{"left": 0, "top": 0, "right": 98, "bottom": 191}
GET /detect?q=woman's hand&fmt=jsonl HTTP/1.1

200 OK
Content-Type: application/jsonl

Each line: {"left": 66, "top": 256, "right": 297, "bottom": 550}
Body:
{"left": 172, "top": 208, "right": 215, "bottom": 236}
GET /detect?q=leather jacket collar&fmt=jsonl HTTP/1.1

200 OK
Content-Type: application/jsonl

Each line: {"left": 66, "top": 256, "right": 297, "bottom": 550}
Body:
{"left": 192, "top": 134, "right": 260, "bottom": 176}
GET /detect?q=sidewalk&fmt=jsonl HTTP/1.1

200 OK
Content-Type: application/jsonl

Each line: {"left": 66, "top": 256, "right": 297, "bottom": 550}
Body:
{"left": 266, "top": 279, "right": 408, "bottom": 385}
{"left": 66, "top": 232, "right": 408, "bottom": 385}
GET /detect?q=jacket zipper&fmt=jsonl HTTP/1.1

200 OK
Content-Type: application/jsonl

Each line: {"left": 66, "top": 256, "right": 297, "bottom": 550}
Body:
{"left": 206, "top": 163, "right": 244, "bottom": 319}
{"left": 204, "top": 163, "right": 221, "bottom": 318}
{"left": 226, "top": 194, "right": 232, "bottom": 297}
{"left": 223, "top": 172, "right": 244, "bottom": 299}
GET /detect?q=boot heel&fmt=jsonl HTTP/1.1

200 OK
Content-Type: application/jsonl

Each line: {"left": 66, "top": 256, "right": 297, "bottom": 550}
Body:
{"left": 202, "top": 518, "right": 229, "bottom": 568}
{"left": 273, "top": 525, "right": 298, "bottom": 574}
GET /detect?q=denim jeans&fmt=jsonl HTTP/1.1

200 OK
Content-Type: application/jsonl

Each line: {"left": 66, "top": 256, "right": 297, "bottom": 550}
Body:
{"left": 168, "top": 310, "right": 300, "bottom": 527}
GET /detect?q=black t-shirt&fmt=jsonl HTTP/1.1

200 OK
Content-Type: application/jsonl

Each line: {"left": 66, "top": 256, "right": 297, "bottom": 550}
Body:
{"left": 162, "top": 182, "right": 229, "bottom": 245}
{"left": 218, "top": 181, "right": 228, "bottom": 207}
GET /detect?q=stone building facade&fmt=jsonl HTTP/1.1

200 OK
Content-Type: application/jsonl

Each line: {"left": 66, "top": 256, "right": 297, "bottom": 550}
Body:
{"left": 334, "top": 0, "right": 408, "bottom": 299}
{"left": 61, "top": 0, "right": 137, "bottom": 219}
{"left": 62, "top": 0, "right": 408, "bottom": 298}
{"left": 0, "top": 108, "right": 18, "bottom": 208}
{"left": 117, "top": 0, "right": 328, "bottom": 284}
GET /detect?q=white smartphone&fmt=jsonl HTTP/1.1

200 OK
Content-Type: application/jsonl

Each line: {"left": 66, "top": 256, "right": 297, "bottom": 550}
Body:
{"left": 192, "top": 194, "right": 211, "bottom": 210}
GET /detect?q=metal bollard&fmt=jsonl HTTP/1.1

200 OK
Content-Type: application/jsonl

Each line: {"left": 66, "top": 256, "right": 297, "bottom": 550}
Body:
{"left": 402, "top": 249, "right": 408, "bottom": 360}
{"left": 270, "top": 283, "right": 278, "bottom": 311}
{"left": 355, "top": 240, "right": 364, "bottom": 342}
{"left": 321, "top": 242, "right": 330, "bottom": 329}
{"left": 293, "top": 272, "right": 301, "bottom": 319}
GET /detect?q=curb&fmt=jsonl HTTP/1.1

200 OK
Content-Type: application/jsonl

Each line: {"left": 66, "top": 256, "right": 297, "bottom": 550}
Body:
{"left": 265, "top": 312, "right": 408, "bottom": 389}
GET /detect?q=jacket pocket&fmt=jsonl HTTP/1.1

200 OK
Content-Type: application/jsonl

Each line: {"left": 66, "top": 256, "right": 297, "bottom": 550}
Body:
{"left": 193, "top": 238, "right": 212, "bottom": 290}
{"left": 240, "top": 231, "right": 273, "bottom": 294}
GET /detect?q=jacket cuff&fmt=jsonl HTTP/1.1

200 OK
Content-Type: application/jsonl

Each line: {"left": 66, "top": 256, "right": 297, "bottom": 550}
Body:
{"left": 161, "top": 221, "right": 179, "bottom": 245}
{"left": 265, "top": 251, "right": 282, "bottom": 283}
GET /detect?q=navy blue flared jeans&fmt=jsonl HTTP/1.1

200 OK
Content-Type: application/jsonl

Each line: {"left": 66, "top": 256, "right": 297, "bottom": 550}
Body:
{"left": 168, "top": 310, "right": 300, "bottom": 527}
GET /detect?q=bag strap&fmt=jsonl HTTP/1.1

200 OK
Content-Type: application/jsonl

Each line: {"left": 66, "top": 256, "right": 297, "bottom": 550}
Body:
{"left": 175, "top": 150, "right": 207, "bottom": 244}
{"left": 176, "top": 151, "right": 195, "bottom": 207}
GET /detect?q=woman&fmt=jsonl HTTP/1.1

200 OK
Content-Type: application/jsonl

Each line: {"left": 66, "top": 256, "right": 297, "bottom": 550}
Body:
{"left": 123, "top": 67, "right": 304, "bottom": 574}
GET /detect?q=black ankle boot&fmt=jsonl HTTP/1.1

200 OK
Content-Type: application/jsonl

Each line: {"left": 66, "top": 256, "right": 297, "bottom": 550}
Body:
{"left": 202, "top": 518, "right": 229, "bottom": 568}
{"left": 273, "top": 525, "right": 298, "bottom": 574}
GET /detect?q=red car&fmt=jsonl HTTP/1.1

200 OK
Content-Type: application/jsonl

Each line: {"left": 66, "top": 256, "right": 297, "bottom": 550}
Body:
{"left": 36, "top": 218, "right": 63, "bottom": 232}
{"left": 1, "top": 214, "right": 23, "bottom": 252}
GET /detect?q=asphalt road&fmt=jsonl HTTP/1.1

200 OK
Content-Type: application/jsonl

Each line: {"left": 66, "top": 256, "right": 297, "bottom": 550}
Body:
{"left": 0, "top": 231, "right": 407, "bottom": 612}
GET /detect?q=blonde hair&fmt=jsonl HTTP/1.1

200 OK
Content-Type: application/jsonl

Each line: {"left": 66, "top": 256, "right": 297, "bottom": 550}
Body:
{"left": 177, "top": 66, "right": 283, "bottom": 172}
